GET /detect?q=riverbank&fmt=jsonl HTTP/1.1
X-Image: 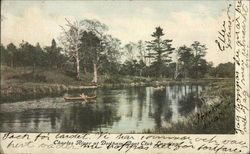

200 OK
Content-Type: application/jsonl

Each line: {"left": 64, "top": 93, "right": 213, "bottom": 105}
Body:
{"left": 1, "top": 66, "right": 232, "bottom": 102}
{"left": 142, "top": 79, "right": 235, "bottom": 134}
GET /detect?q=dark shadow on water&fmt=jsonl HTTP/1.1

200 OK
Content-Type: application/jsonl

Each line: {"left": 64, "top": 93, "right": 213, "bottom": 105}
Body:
{"left": 152, "top": 89, "right": 172, "bottom": 128}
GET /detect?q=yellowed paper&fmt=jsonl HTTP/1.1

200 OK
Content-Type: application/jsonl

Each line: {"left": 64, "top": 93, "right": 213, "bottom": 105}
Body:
{"left": 0, "top": 0, "right": 249, "bottom": 154}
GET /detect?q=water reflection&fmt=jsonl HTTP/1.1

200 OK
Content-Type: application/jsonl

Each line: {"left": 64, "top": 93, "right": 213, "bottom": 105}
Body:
{"left": 0, "top": 84, "right": 208, "bottom": 133}
{"left": 152, "top": 90, "right": 172, "bottom": 128}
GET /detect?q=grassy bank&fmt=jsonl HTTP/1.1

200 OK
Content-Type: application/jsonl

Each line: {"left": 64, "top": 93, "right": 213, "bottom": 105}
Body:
{"left": 142, "top": 79, "right": 235, "bottom": 134}
{"left": 0, "top": 66, "right": 99, "bottom": 102}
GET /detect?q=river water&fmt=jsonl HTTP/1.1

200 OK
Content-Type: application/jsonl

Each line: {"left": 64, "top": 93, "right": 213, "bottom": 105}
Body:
{"left": 0, "top": 83, "right": 208, "bottom": 133}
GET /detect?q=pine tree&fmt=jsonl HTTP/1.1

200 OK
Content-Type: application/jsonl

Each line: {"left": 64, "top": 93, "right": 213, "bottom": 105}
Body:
{"left": 146, "top": 27, "right": 175, "bottom": 77}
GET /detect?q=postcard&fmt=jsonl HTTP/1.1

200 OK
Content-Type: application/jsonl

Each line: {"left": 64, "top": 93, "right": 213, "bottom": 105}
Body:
{"left": 0, "top": 0, "right": 249, "bottom": 153}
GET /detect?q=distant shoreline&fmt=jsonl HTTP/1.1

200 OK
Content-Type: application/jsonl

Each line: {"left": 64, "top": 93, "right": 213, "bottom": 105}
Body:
{"left": 1, "top": 78, "right": 232, "bottom": 103}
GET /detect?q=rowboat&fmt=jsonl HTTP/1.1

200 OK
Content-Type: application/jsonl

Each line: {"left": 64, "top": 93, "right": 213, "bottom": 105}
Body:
{"left": 64, "top": 96, "right": 97, "bottom": 101}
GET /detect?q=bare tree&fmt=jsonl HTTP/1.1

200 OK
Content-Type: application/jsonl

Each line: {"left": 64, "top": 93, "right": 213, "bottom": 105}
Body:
{"left": 59, "top": 18, "right": 82, "bottom": 80}
{"left": 124, "top": 42, "right": 137, "bottom": 61}
{"left": 137, "top": 40, "right": 146, "bottom": 63}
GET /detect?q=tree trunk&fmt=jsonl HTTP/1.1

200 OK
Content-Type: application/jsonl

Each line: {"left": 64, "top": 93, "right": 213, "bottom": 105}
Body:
{"left": 83, "top": 66, "right": 87, "bottom": 74}
{"left": 33, "top": 63, "right": 36, "bottom": 73}
{"left": 195, "top": 50, "right": 198, "bottom": 81}
{"left": 11, "top": 59, "right": 14, "bottom": 68}
{"left": 105, "top": 73, "right": 108, "bottom": 79}
{"left": 75, "top": 56, "right": 80, "bottom": 80}
{"left": 174, "top": 62, "right": 178, "bottom": 80}
{"left": 92, "top": 62, "right": 98, "bottom": 83}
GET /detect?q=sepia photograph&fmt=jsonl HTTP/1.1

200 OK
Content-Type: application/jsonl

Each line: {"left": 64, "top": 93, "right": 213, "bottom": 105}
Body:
{"left": 1, "top": 0, "right": 236, "bottom": 134}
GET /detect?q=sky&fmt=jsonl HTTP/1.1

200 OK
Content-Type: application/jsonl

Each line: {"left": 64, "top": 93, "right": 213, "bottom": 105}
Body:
{"left": 1, "top": 0, "right": 234, "bottom": 65}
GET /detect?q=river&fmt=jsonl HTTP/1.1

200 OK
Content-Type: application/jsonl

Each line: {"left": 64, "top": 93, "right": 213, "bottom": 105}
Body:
{"left": 0, "top": 83, "right": 209, "bottom": 133}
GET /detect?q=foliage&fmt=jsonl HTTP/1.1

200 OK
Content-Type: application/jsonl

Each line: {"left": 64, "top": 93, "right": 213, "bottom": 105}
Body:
{"left": 177, "top": 45, "right": 194, "bottom": 78}
{"left": 210, "top": 62, "right": 235, "bottom": 78}
{"left": 137, "top": 40, "right": 146, "bottom": 63}
{"left": 79, "top": 20, "right": 122, "bottom": 82}
{"left": 119, "top": 59, "right": 146, "bottom": 76}
{"left": 124, "top": 42, "right": 137, "bottom": 61}
{"left": 79, "top": 31, "right": 102, "bottom": 68}
{"left": 176, "top": 42, "right": 209, "bottom": 79}
{"left": 44, "top": 39, "right": 65, "bottom": 68}
{"left": 1, "top": 23, "right": 235, "bottom": 83}
{"left": 100, "top": 35, "right": 122, "bottom": 75}
{"left": 146, "top": 26, "right": 175, "bottom": 77}
{"left": 1, "top": 40, "right": 66, "bottom": 70}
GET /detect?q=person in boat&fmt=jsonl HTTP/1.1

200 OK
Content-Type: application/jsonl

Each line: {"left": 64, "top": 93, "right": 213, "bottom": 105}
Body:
{"left": 80, "top": 93, "right": 86, "bottom": 98}
{"left": 80, "top": 93, "right": 87, "bottom": 101}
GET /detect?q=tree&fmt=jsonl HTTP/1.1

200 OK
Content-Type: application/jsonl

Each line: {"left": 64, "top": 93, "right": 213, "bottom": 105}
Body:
{"left": 177, "top": 43, "right": 208, "bottom": 79}
{"left": 146, "top": 26, "right": 175, "bottom": 77}
{"left": 165, "top": 62, "right": 176, "bottom": 78}
{"left": 1, "top": 44, "right": 7, "bottom": 65}
{"left": 191, "top": 41, "right": 207, "bottom": 79}
{"left": 18, "top": 41, "right": 41, "bottom": 72}
{"left": 119, "top": 60, "right": 136, "bottom": 76}
{"left": 124, "top": 42, "right": 136, "bottom": 61}
{"left": 100, "top": 35, "right": 122, "bottom": 77}
{"left": 145, "top": 47, "right": 153, "bottom": 66}
{"left": 196, "top": 59, "right": 209, "bottom": 78}
{"left": 6, "top": 43, "right": 17, "bottom": 67}
{"left": 215, "top": 62, "right": 234, "bottom": 77}
{"left": 60, "top": 19, "right": 82, "bottom": 80}
{"left": 45, "top": 39, "right": 64, "bottom": 68}
{"left": 137, "top": 60, "right": 146, "bottom": 76}
{"left": 177, "top": 45, "right": 194, "bottom": 78}
{"left": 137, "top": 40, "right": 146, "bottom": 63}
{"left": 79, "top": 30, "right": 102, "bottom": 81}
{"left": 80, "top": 19, "right": 109, "bottom": 83}
{"left": 34, "top": 43, "right": 44, "bottom": 70}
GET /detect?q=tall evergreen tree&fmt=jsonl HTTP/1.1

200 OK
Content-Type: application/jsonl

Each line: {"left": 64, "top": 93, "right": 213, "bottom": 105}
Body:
{"left": 45, "top": 39, "right": 63, "bottom": 68}
{"left": 146, "top": 26, "right": 175, "bottom": 77}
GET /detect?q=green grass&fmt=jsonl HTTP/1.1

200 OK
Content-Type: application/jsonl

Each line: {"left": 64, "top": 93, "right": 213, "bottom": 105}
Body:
{"left": 1, "top": 66, "right": 93, "bottom": 87}
{"left": 1, "top": 66, "right": 94, "bottom": 102}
